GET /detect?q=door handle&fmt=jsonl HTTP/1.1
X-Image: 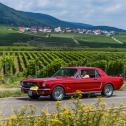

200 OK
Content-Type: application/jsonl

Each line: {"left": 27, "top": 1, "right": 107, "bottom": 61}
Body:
{"left": 94, "top": 78, "right": 98, "bottom": 80}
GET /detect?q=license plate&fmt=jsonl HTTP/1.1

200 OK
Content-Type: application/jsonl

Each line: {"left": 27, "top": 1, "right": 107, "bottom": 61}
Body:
{"left": 28, "top": 90, "right": 32, "bottom": 96}
{"left": 30, "top": 86, "right": 38, "bottom": 91}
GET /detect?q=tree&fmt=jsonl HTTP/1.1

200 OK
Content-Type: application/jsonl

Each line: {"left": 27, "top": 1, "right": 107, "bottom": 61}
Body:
{"left": 39, "top": 59, "right": 66, "bottom": 77}
{"left": 24, "top": 59, "right": 42, "bottom": 77}
{"left": 107, "top": 60, "right": 124, "bottom": 75}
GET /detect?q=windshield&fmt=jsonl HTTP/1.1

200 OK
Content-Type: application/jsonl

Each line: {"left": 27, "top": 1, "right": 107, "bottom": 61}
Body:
{"left": 53, "top": 68, "right": 77, "bottom": 77}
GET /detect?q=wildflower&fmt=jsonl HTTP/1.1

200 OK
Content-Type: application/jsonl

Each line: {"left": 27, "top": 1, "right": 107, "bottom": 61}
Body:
{"left": 56, "top": 101, "right": 61, "bottom": 107}
{"left": 63, "top": 108, "right": 72, "bottom": 117}
{"left": 50, "top": 118, "right": 62, "bottom": 125}
{"left": 56, "top": 101, "right": 62, "bottom": 112}
{"left": 9, "top": 114, "right": 17, "bottom": 121}
{"left": 41, "top": 109, "right": 49, "bottom": 116}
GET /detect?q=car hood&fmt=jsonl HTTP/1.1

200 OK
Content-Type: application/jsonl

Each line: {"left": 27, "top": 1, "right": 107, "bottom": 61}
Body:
{"left": 22, "top": 76, "right": 74, "bottom": 83}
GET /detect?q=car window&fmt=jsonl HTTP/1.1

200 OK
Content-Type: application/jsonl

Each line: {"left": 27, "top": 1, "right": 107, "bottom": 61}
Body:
{"left": 95, "top": 70, "right": 101, "bottom": 78}
{"left": 74, "top": 72, "right": 81, "bottom": 78}
{"left": 81, "top": 69, "right": 98, "bottom": 78}
{"left": 53, "top": 68, "right": 77, "bottom": 77}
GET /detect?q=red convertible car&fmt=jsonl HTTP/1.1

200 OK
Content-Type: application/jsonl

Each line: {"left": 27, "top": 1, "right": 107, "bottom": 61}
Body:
{"left": 20, "top": 67, "right": 124, "bottom": 100}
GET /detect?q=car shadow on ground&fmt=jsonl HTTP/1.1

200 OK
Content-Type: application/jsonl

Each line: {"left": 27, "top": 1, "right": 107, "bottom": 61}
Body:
{"left": 16, "top": 93, "right": 117, "bottom": 102}
{"left": 16, "top": 96, "right": 52, "bottom": 102}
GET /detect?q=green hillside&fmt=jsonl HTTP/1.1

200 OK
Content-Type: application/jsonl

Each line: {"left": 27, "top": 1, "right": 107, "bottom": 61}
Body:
{"left": 0, "top": 3, "right": 45, "bottom": 27}
{"left": 24, "top": 32, "right": 126, "bottom": 48}
{"left": 0, "top": 26, "right": 126, "bottom": 48}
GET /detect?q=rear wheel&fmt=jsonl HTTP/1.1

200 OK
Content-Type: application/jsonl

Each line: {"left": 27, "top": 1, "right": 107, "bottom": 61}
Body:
{"left": 51, "top": 86, "right": 64, "bottom": 101}
{"left": 102, "top": 84, "right": 113, "bottom": 97}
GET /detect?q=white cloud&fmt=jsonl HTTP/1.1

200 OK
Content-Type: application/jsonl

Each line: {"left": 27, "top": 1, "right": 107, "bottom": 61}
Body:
{"left": 103, "top": 4, "right": 122, "bottom": 13}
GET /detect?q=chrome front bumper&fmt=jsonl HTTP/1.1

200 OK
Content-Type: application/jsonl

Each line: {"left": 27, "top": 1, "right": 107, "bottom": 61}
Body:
{"left": 21, "top": 86, "right": 51, "bottom": 93}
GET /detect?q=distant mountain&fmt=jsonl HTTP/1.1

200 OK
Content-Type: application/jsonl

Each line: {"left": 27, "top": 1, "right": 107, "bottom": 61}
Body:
{"left": 0, "top": 2, "right": 125, "bottom": 32}
{"left": 0, "top": 3, "right": 48, "bottom": 26}
{"left": 92, "top": 26, "right": 125, "bottom": 32}
{"left": 23, "top": 12, "right": 93, "bottom": 29}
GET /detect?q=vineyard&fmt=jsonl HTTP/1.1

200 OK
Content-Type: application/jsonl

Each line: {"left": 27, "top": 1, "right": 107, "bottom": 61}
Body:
{"left": 0, "top": 51, "right": 126, "bottom": 78}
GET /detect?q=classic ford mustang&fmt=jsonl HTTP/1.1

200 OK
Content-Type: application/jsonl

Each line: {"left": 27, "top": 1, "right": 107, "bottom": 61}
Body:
{"left": 20, "top": 67, "right": 124, "bottom": 100}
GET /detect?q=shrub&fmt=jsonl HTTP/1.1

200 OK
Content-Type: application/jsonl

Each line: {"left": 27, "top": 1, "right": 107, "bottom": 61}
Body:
{"left": 38, "top": 59, "right": 66, "bottom": 77}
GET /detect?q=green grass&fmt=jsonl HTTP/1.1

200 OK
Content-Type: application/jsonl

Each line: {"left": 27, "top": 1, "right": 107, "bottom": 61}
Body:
{"left": 120, "top": 82, "right": 126, "bottom": 91}
{"left": 51, "top": 32, "right": 76, "bottom": 38}
{"left": 76, "top": 34, "right": 116, "bottom": 43}
{"left": 0, "top": 75, "right": 24, "bottom": 88}
{"left": 0, "top": 90, "right": 25, "bottom": 98}
{"left": 0, "top": 25, "right": 18, "bottom": 34}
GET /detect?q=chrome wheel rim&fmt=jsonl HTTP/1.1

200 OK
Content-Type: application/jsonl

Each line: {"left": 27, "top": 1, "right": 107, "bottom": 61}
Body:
{"left": 105, "top": 85, "right": 113, "bottom": 96}
{"left": 53, "top": 87, "right": 64, "bottom": 100}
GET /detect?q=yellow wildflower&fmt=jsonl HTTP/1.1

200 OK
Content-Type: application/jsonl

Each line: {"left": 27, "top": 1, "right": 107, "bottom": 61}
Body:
{"left": 63, "top": 108, "right": 72, "bottom": 117}
{"left": 9, "top": 114, "right": 17, "bottom": 121}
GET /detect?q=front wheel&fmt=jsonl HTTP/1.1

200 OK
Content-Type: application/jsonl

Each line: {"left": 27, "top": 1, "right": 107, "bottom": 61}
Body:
{"left": 102, "top": 84, "right": 113, "bottom": 97}
{"left": 51, "top": 86, "right": 64, "bottom": 101}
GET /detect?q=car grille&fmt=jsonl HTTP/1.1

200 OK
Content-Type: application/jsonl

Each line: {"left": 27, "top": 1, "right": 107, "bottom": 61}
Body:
{"left": 22, "top": 82, "right": 37, "bottom": 88}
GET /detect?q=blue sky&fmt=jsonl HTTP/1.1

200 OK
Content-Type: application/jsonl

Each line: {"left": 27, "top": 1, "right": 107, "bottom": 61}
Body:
{"left": 0, "top": 0, "right": 126, "bottom": 29}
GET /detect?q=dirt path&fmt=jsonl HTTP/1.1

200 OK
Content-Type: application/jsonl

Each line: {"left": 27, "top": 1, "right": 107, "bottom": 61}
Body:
{"left": 111, "top": 36, "right": 123, "bottom": 44}
{"left": 72, "top": 38, "right": 80, "bottom": 45}
{"left": 0, "top": 88, "right": 19, "bottom": 91}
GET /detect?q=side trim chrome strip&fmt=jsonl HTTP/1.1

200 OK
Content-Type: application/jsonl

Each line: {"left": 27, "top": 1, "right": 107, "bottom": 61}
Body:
{"left": 66, "top": 91, "right": 101, "bottom": 95}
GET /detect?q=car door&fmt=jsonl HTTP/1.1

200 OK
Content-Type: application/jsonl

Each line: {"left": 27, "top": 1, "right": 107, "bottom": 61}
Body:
{"left": 64, "top": 69, "right": 102, "bottom": 93}
{"left": 77, "top": 69, "right": 102, "bottom": 92}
